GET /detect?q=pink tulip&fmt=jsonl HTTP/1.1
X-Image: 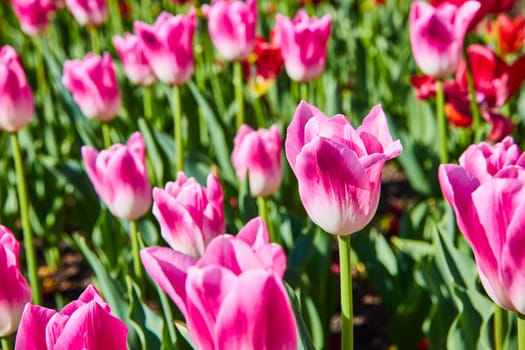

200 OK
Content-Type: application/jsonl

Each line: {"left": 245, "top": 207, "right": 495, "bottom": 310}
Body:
{"left": 0, "top": 45, "right": 34, "bottom": 132}
{"left": 152, "top": 172, "right": 224, "bottom": 258}
{"left": 15, "top": 284, "right": 128, "bottom": 349}
{"left": 82, "top": 132, "right": 152, "bottom": 220}
{"left": 65, "top": 0, "right": 107, "bottom": 26}
{"left": 204, "top": 0, "right": 257, "bottom": 61}
{"left": 11, "top": 0, "right": 57, "bottom": 36}
{"left": 285, "top": 101, "right": 402, "bottom": 235}
{"left": 275, "top": 9, "right": 331, "bottom": 82}
{"left": 409, "top": 1, "right": 480, "bottom": 78}
{"left": 439, "top": 137, "right": 525, "bottom": 313}
{"left": 231, "top": 124, "right": 282, "bottom": 197}
{"left": 140, "top": 217, "right": 295, "bottom": 349}
{"left": 0, "top": 226, "right": 32, "bottom": 337}
{"left": 113, "top": 33, "right": 156, "bottom": 86}
{"left": 62, "top": 52, "right": 121, "bottom": 121}
{"left": 134, "top": 10, "right": 196, "bottom": 85}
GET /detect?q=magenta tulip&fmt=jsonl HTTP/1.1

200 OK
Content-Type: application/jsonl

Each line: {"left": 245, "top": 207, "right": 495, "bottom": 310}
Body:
{"left": 0, "top": 226, "right": 32, "bottom": 337}
{"left": 275, "top": 9, "right": 331, "bottom": 82}
{"left": 11, "top": 0, "right": 57, "bottom": 36}
{"left": 285, "top": 101, "right": 402, "bottom": 235}
{"left": 0, "top": 45, "right": 34, "bottom": 132}
{"left": 204, "top": 0, "right": 257, "bottom": 61}
{"left": 82, "top": 132, "right": 152, "bottom": 220}
{"left": 231, "top": 124, "right": 282, "bottom": 197}
{"left": 152, "top": 172, "right": 225, "bottom": 258}
{"left": 134, "top": 10, "right": 196, "bottom": 85}
{"left": 62, "top": 52, "right": 121, "bottom": 121}
{"left": 409, "top": 1, "right": 480, "bottom": 78}
{"left": 439, "top": 137, "right": 525, "bottom": 313}
{"left": 113, "top": 33, "right": 156, "bottom": 86}
{"left": 15, "top": 284, "right": 128, "bottom": 349}
{"left": 140, "top": 217, "right": 295, "bottom": 349}
{"left": 65, "top": 0, "right": 107, "bottom": 26}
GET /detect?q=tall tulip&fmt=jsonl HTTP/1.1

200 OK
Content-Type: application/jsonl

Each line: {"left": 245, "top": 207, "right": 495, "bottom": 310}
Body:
{"left": 65, "top": 0, "right": 107, "bottom": 26}
{"left": 15, "top": 284, "right": 128, "bottom": 349}
{"left": 275, "top": 9, "right": 332, "bottom": 82}
{"left": 11, "top": 0, "right": 57, "bottom": 36}
{"left": 113, "top": 33, "right": 156, "bottom": 86}
{"left": 62, "top": 52, "right": 121, "bottom": 122}
{"left": 152, "top": 172, "right": 225, "bottom": 258}
{"left": 140, "top": 217, "right": 295, "bottom": 350}
{"left": 0, "top": 226, "right": 32, "bottom": 337}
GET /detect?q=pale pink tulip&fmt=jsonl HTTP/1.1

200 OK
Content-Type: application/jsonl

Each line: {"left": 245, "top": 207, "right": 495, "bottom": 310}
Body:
{"left": 152, "top": 172, "right": 224, "bottom": 258}
{"left": 285, "top": 101, "right": 402, "bottom": 235}
{"left": 65, "top": 0, "right": 107, "bottom": 26}
{"left": 82, "top": 132, "right": 152, "bottom": 220}
{"left": 204, "top": 0, "right": 257, "bottom": 61}
{"left": 62, "top": 52, "right": 121, "bottom": 121}
{"left": 0, "top": 226, "right": 32, "bottom": 337}
{"left": 0, "top": 45, "right": 34, "bottom": 132}
{"left": 275, "top": 9, "right": 331, "bottom": 82}
{"left": 231, "top": 124, "right": 282, "bottom": 197}
{"left": 140, "top": 217, "right": 295, "bottom": 349}
{"left": 15, "top": 284, "right": 128, "bottom": 349}
{"left": 409, "top": 1, "right": 480, "bottom": 78}
{"left": 11, "top": 0, "right": 57, "bottom": 36}
{"left": 439, "top": 137, "right": 525, "bottom": 313}
{"left": 113, "top": 33, "right": 156, "bottom": 86}
{"left": 134, "top": 10, "right": 196, "bottom": 85}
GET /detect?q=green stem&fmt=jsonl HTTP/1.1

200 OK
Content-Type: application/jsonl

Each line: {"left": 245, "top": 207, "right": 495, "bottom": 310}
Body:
{"left": 11, "top": 133, "right": 42, "bottom": 305}
{"left": 130, "top": 220, "right": 144, "bottom": 289}
{"left": 338, "top": 235, "right": 353, "bottom": 350}
{"left": 143, "top": 86, "right": 153, "bottom": 120}
{"left": 172, "top": 85, "right": 184, "bottom": 173}
{"left": 156, "top": 285, "right": 178, "bottom": 350}
{"left": 436, "top": 80, "right": 449, "bottom": 164}
{"left": 234, "top": 61, "right": 245, "bottom": 130}
{"left": 257, "top": 196, "right": 276, "bottom": 243}
{"left": 88, "top": 26, "right": 100, "bottom": 54}
{"left": 107, "top": 0, "right": 123, "bottom": 35}
{"left": 494, "top": 306, "right": 505, "bottom": 350}
{"left": 101, "top": 122, "right": 111, "bottom": 149}
{"left": 518, "top": 314, "right": 525, "bottom": 350}
{"left": 1, "top": 336, "right": 12, "bottom": 350}
{"left": 464, "top": 48, "right": 482, "bottom": 139}
{"left": 300, "top": 82, "right": 309, "bottom": 103}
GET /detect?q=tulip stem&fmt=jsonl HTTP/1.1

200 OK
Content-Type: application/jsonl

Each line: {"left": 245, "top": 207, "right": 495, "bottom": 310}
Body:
{"left": 234, "top": 61, "right": 245, "bottom": 131}
{"left": 155, "top": 284, "right": 179, "bottom": 349}
{"left": 494, "top": 305, "right": 504, "bottom": 350}
{"left": 338, "top": 234, "right": 353, "bottom": 350}
{"left": 257, "top": 197, "right": 277, "bottom": 243}
{"left": 300, "top": 82, "right": 309, "bottom": 103}
{"left": 11, "top": 132, "right": 42, "bottom": 305}
{"left": 101, "top": 122, "right": 111, "bottom": 149}
{"left": 436, "top": 80, "right": 449, "bottom": 164}
{"left": 172, "top": 85, "right": 184, "bottom": 173}
{"left": 518, "top": 314, "right": 525, "bottom": 350}
{"left": 143, "top": 86, "right": 153, "bottom": 120}
{"left": 1, "top": 336, "right": 12, "bottom": 350}
{"left": 463, "top": 49, "right": 482, "bottom": 140}
{"left": 107, "top": 0, "right": 123, "bottom": 35}
{"left": 130, "top": 220, "right": 144, "bottom": 289}
{"left": 88, "top": 26, "right": 100, "bottom": 54}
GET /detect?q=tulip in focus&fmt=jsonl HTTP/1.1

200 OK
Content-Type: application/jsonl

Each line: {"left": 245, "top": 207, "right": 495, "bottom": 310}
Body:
{"left": 409, "top": 1, "right": 480, "bottom": 78}
{"left": 0, "top": 45, "right": 34, "bottom": 132}
{"left": 285, "top": 101, "right": 402, "bottom": 235}
{"left": 141, "top": 217, "right": 296, "bottom": 349}
{"left": 439, "top": 137, "right": 525, "bottom": 314}
{"left": 82, "top": 132, "right": 152, "bottom": 220}
{"left": 232, "top": 124, "right": 282, "bottom": 197}
{"left": 135, "top": 10, "right": 196, "bottom": 85}
{"left": 11, "top": 0, "right": 57, "bottom": 36}
{"left": 0, "top": 226, "right": 32, "bottom": 337}
{"left": 204, "top": 0, "right": 257, "bottom": 61}
{"left": 62, "top": 52, "right": 121, "bottom": 121}
{"left": 113, "top": 33, "right": 156, "bottom": 86}
{"left": 15, "top": 284, "right": 128, "bottom": 349}
{"left": 275, "top": 9, "right": 331, "bottom": 82}
{"left": 65, "top": 0, "right": 107, "bottom": 26}
{"left": 152, "top": 172, "right": 224, "bottom": 258}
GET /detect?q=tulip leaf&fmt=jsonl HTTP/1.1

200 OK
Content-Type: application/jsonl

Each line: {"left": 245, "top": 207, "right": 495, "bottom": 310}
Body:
{"left": 285, "top": 282, "right": 316, "bottom": 350}
{"left": 138, "top": 117, "right": 164, "bottom": 187}
{"left": 174, "top": 320, "right": 195, "bottom": 349}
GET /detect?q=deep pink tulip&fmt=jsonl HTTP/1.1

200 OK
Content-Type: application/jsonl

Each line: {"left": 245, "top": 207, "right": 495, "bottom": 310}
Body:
{"left": 65, "top": 0, "right": 107, "bottom": 26}
{"left": 134, "top": 10, "right": 196, "bottom": 85}
{"left": 204, "top": 0, "right": 257, "bottom": 61}
{"left": 15, "top": 284, "right": 128, "bottom": 349}
{"left": 0, "top": 226, "right": 32, "bottom": 337}
{"left": 439, "top": 137, "right": 525, "bottom": 313}
{"left": 62, "top": 52, "right": 121, "bottom": 121}
{"left": 231, "top": 124, "right": 282, "bottom": 197}
{"left": 275, "top": 9, "right": 331, "bottom": 82}
{"left": 0, "top": 45, "right": 34, "bottom": 132}
{"left": 11, "top": 0, "right": 57, "bottom": 36}
{"left": 140, "top": 217, "right": 295, "bottom": 349}
{"left": 113, "top": 33, "right": 156, "bottom": 86}
{"left": 409, "top": 1, "right": 480, "bottom": 78}
{"left": 152, "top": 172, "right": 224, "bottom": 258}
{"left": 285, "top": 101, "right": 402, "bottom": 235}
{"left": 82, "top": 132, "right": 152, "bottom": 220}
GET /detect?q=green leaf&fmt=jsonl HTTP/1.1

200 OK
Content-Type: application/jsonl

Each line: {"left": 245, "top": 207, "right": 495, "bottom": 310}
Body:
{"left": 285, "top": 282, "right": 316, "bottom": 350}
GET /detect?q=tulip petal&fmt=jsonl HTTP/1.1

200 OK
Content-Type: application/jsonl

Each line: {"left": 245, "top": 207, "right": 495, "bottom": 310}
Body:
{"left": 15, "top": 304, "right": 56, "bottom": 350}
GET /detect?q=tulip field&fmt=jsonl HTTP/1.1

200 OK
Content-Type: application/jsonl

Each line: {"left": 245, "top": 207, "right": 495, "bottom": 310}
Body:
{"left": 2, "top": 0, "right": 525, "bottom": 349}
